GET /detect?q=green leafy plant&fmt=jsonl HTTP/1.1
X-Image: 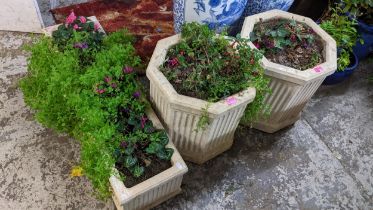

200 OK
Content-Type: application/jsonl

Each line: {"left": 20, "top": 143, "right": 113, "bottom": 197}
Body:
{"left": 251, "top": 18, "right": 324, "bottom": 70}
{"left": 160, "top": 22, "right": 270, "bottom": 126}
{"left": 320, "top": 6, "right": 360, "bottom": 71}
{"left": 20, "top": 14, "right": 173, "bottom": 198}
{"left": 52, "top": 12, "right": 105, "bottom": 51}
{"left": 340, "top": 0, "right": 373, "bottom": 23}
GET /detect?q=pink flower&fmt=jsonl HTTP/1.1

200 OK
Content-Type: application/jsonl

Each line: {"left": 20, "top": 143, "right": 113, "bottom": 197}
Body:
{"left": 96, "top": 89, "right": 106, "bottom": 94}
{"left": 65, "top": 11, "right": 77, "bottom": 24}
{"left": 141, "top": 116, "right": 147, "bottom": 129}
{"left": 123, "top": 66, "right": 133, "bottom": 74}
{"left": 226, "top": 96, "right": 237, "bottom": 105}
{"left": 111, "top": 83, "right": 117, "bottom": 88}
{"left": 94, "top": 23, "right": 100, "bottom": 31}
{"left": 254, "top": 42, "right": 260, "bottom": 49}
{"left": 290, "top": 34, "right": 297, "bottom": 42}
{"left": 79, "top": 16, "right": 87, "bottom": 23}
{"left": 73, "top": 24, "right": 79, "bottom": 30}
{"left": 168, "top": 57, "right": 179, "bottom": 67}
{"left": 104, "top": 76, "right": 112, "bottom": 83}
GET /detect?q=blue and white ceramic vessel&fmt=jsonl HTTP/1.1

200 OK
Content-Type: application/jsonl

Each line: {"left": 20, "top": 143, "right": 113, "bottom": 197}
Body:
{"left": 243, "top": 0, "right": 294, "bottom": 16}
{"left": 173, "top": 0, "right": 248, "bottom": 32}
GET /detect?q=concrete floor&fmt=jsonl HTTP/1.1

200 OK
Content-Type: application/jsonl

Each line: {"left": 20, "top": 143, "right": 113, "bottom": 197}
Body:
{"left": 0, "top": 31, "right": 372, "bottom": 209}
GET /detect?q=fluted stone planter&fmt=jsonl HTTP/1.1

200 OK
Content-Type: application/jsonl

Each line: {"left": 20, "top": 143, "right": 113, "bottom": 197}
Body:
{"left": 241, "top": 10, "right": 337, "bottom": 133}
{"left": 146, "top": 34, "right": 256, "bottom": 164}
{"left": 110, "top": 108, "right": 188, "bottom": 210}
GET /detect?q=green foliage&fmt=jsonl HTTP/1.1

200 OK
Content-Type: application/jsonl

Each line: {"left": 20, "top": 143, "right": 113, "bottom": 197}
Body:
{"left": 160, "top": 22, "right": 270, "bottom": 124}
{"left": 20, "top": 38, "right": 81, "bottom": 132}
{"left": 250, "top": 18, "right": 323, "bottom": 70}
{"left": 251, "top": 18, "right": 317, "bottom": 53}
{"left": 340, "top": 0, "right": 373, "bottom": 19}
{"left": 320, "top": 6, "right": 361, "bottom": 71}
{"left": 20, "top": 26, "right": 173, "bottom": 198}
{"left": 52, "top": 16, "right": 104, "bottom": 51}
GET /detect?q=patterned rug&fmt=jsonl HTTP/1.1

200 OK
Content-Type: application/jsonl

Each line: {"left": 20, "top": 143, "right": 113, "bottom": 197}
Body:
{"left": 51, "top": 0, "right": 174, "bottom": 60}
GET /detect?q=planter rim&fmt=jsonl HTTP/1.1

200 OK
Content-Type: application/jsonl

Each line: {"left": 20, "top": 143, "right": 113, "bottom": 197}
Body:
{"left": 241, "top": 9, "right": 337, "bottom": 85}
{"left": 109, "top": 107, "right": 188, "bottom": 205}
{"left": 146, "top": 34, "right": 256, "bottom": 116}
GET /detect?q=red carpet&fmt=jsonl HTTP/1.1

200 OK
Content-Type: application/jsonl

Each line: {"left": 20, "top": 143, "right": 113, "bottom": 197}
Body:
{"left": 51, "top": 0, "right": 175, "bottom": 60}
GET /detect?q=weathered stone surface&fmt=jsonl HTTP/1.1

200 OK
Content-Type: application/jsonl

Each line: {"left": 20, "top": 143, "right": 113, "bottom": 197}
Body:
{"left": 302, "top": 61, "right": 373, "bottom": 201}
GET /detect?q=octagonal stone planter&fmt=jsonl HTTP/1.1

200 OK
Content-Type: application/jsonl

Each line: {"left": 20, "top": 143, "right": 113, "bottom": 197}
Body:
{"left": 241, "top": 10, "right": 337, "bottom": 133}
{"left": 146, "top": 34, "right": 256, "bottom": 164}
{"left": 110, "top": 108, "right": 188, "bottom": 210}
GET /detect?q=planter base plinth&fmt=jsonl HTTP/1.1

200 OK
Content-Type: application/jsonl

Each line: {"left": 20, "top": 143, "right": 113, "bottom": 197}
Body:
{"left": 180, "top": 138, "right": 234, "bottom": 164}
{"left": 112, "top": 188, "right": 182, "bottom": 210}
{"left": 252, "top": 114, "right": 300, "bottom": 133}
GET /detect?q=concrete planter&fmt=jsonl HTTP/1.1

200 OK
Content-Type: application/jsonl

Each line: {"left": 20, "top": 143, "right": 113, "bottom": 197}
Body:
{"left": 110, "top": 108, "right": 188, "bottom": 210}
{"left": 146, "top": 34, "right": 256, "bottom": 164}
{"left": 241, "top": 10, "right": 337, "bottom": 133}
{"left": 44, "top": 23, "right": 188, "bottom": 209}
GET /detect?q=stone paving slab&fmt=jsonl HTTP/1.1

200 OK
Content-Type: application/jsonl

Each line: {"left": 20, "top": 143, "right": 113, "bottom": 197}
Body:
{"left": 302, "top": 63, "right": 373, "bottom": 201}
{"left": 0, "top": 31, "right": 372, "bottom": 209}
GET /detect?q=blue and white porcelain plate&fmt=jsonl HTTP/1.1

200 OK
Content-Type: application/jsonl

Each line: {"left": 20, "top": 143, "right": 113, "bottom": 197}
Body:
{"left": 244, "top": 0, "right": 294, "bottom": 16}
{"left": 174, "top": 0, "right": 248, "bottom": 32}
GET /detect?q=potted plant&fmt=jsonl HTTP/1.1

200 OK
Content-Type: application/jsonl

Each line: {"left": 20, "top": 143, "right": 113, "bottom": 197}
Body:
{"left": 320, "top": 6, "right": 360, "bottom": 85}
{"left": 340, "top": 0, "right": 373, "bottom": 59}
{"left": 147, "top": 22, "right": 269, "bottom": 164}
{"left": 20, "top": 12, "right": 188, "bottom": 209}
{"left": 241, "top": 9, "right": 337, "bottom": 133}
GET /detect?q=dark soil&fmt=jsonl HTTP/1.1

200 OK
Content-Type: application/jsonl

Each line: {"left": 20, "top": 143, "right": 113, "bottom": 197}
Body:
{"left": 254, "top": 18, "right": 325, "bottom": 70}
{"left": 116, "top": 156, "right": 172, "bottom": 188}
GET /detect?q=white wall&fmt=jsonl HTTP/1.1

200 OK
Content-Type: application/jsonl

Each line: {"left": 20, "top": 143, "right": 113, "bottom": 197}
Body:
{"left": 0, "top": 0, "right": 44, "bottom": 33}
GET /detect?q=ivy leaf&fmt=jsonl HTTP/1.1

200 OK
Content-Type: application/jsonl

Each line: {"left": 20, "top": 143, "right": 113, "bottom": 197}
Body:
{"left": 277, "top": 28, "right": 289, "bottom": 37}
{"left": 157, "top": 148, "right": 174, "bottom": 160}
{"left": 270, "top": 31, "right": 277, "bottom": 37}
{"left": 143, "top": 120, "right": 154, "bottom": 133}
{"left": 128, "top": 115, "right": 137, "bottom": 126}
{"left": 124, "top": 155, "right": 137, "bottom": 168}
{"left": 158, "top": 131, "right": 169, "bottom": 146}
{"left": 145, "top": 142, "right": 162, "bottom": 154}
{"left": 123, "top": 144, "right": 134, "bottom": 155}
